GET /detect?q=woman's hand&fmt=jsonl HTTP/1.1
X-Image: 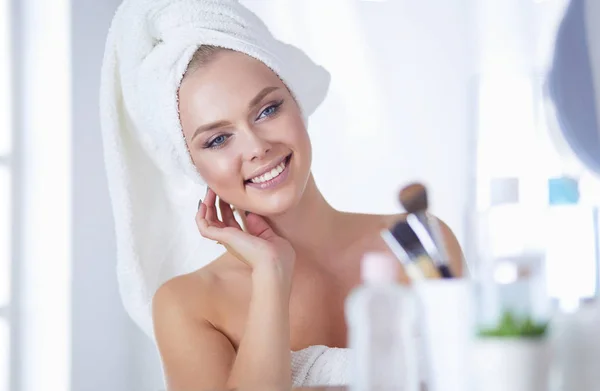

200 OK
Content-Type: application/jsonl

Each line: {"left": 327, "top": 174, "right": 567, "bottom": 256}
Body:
{"left": 196, "top": 188, "right": 296, "bottom": 283}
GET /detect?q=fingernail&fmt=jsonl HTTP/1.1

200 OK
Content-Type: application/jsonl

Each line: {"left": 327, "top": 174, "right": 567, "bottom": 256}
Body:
{"left": 198, "top": 199, "right": 202, "bottom": 209}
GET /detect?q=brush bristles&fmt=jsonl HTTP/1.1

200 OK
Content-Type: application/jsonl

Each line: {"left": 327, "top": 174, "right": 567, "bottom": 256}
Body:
{"left": 390, "top": 220, "right": 422, "bottom": 253}
{"left": 399, "top": 183, "right": 428, "bottom": 214}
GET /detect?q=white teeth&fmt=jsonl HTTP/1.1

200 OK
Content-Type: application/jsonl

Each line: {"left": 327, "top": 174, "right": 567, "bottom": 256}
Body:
{"left": 250, "top": 159, "right": 287, "bottom": 184}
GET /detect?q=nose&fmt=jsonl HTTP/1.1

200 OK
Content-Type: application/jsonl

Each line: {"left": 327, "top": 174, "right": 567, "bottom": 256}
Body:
{"left": 241, "top": 127, "right": 272, "bottom": 162}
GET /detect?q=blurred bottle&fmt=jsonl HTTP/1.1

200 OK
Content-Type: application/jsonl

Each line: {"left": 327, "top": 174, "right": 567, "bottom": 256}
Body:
{"left": 550, "top": 298, "right": 600, "bottom": 391}
{"left": 345, "top": 252, "right": 418, "bottom": 391}
{"left": 544, "top": 175, "right": 599, "bottom": 305}
{"left": 470, "top": 177, "right": 551, "bottom": 391}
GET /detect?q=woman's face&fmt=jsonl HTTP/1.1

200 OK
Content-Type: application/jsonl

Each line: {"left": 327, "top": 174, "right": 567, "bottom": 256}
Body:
{"left": 179, "top": 50, "right": 312, "bottom": 216}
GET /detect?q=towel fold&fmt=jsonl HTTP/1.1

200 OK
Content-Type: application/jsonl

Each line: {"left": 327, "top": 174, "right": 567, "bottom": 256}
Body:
{"left": 100, "top": 0, "right": 330, "bottom": 338}
{"left": 291, "top": 346, "right": 351, "bottom": 387}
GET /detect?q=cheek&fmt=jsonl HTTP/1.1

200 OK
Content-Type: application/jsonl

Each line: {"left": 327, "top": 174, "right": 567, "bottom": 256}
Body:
{"left": 195, "top": 154, "right": 240, "bottom": 190}
{"left": 288, "top": 118, "right": 312, "bottom": 157}
{"left": 279, "top": 113, "right": 310, "bottom": 147}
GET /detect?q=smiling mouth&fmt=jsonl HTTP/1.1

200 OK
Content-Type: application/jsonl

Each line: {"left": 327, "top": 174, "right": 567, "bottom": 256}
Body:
{"left": 245, "top": 154, "right": 292, "bottom": 185}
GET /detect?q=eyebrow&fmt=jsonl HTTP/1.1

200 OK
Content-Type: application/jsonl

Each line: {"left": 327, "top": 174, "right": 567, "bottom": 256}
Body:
{"left": 248, "top": 86, "right": 279, "bottom": 109}
{"left": 191, "top": 86, "right": 280, "bottom": 141}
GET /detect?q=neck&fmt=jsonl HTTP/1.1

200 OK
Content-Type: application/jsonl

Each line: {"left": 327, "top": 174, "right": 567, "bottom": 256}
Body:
{"left": 264, "top": 174, "right": 344, "bottom": 258}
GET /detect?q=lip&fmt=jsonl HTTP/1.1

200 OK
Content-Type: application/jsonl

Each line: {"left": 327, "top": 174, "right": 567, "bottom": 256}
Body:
{"left": 245, "top": 154, "right": 291, "bottom": 182}
{"left": 245, "top": 154, "right": 292, "bottom": 190}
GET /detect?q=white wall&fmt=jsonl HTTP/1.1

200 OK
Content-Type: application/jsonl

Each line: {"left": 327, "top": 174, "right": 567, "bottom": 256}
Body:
{"left": 66, "top": 1, "right": 476, "bottom": 390}
{"left": 245, "top": 0, "right": 474, "bottom": 241}
{"left": 16, "top": 0, "right": 72, "bottom": 390}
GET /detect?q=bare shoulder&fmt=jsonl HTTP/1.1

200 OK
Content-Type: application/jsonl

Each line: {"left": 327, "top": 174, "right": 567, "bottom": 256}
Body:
{"left": 340, "top": 211, "right": 404, "bottom": 230}
{"left": 152, "top": 252, "right": 247, "bottom": 325}
{"left": 151, "top": 252, "right": 247, "bottom": 390}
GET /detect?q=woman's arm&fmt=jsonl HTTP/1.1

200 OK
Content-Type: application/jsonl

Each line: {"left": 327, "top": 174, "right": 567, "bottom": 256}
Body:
{"left": 154, "top": 189, "right": 296, "bottom": 391}
{"left": 227, "top": 265, "right": 291, "bottom": 388}
{"left": 153, "top": 264, "right": 292, "bottom": 391}
{"left": 153, "top": 282, "right": 235, "bottom": 390}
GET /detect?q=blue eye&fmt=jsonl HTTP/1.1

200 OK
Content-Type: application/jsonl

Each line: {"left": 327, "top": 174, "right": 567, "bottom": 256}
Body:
{"left": 205, "top": 134, "right": 229, "bottom": 149}
{"left": 212, "top": 135, "right": 226, "bottom": 145}
{"left": 257, "top": 100, "right": 283, "bottom": 120}
{"left": 262, "top": 106, "right": 276, "bottom": 116}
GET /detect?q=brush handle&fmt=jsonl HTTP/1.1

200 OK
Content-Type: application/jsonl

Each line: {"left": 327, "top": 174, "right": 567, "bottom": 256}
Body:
{"left": 413, "top": 256, "right": 442, "bottom": 279}
{"left": 418, "top": 212, "right": 451, "bottom": 265}
{"left": 437, "top": 264, "right": 454, "bottom": 279}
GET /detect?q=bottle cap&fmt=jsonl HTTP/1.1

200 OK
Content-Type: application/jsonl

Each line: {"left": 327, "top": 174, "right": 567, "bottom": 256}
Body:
{"left": 361, "top": 252, "right": 399, "bottom": 283}
{"left": 548, "top": 176, "right": 580, "bottom": 205}
{"left": 490, "top": 177, "right": 519, "bottom": 206}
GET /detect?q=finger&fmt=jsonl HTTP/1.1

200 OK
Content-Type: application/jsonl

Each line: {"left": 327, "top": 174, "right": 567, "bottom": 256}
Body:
{"left": 196, "top": 215, "right": 221, "bottom": 241}
{"left": 215, "top": 226, "right": 269, "bottom": 260}
{"left": 196, "top": 214, "right": 231, "bottom": 241}
{"left": 196, "top": 222, "right": 254, "bottom": 251}
{"left": 196, "top": 204, "right": 209, "bottom": 232}
{"left": 196, "top": 220, "right": 277, "bottom": 267}
{"left": 219, "top": 199, "right": 242, "bottom": 230}
{"left": 244, "top": 212, "right": 277, "bottom": 241}
{"left": 197, "top": 202, "right": 207, "bottom": 220}
{"left": 196, "top": 203, "right": 225, "bottom": 231}
{"left": 204, "top": 188, "right": 218, "bottom": 222}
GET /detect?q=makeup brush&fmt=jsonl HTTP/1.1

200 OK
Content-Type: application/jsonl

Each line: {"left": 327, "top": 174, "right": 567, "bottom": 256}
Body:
{"left": 399, "top": 183, "right": 429, "bottom": 216}
{"left": 399, "top": 183, "right": 453, "bottom": 278}
{"left": 381, "top": 220, "right": 442, "bottom": 280}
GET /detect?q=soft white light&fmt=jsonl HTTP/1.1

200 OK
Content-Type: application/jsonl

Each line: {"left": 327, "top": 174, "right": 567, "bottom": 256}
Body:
{"left": 18, "top": 0, "right": 72, "bottom": 390}
{"left": 0, "top": 167, "right": 10, "bottom": 308}
{"left": 0, "top": 0, "right": 11, "bottom": 156}
{"left": 0, "top": 319, "right": 8, "bottom": 391}
{"left": 493, "top": 261, "right": 519, "bottom": 284}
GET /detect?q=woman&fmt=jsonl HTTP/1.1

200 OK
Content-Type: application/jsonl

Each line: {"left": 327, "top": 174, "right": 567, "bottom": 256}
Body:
{"left": 100, "top": 2, "right": 463, "bottom": 390}
{"left": 154, "top": 45, "right": 463, "bottom": 389}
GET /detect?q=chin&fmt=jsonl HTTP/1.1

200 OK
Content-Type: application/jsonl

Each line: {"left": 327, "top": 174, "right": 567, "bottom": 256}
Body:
{"left": 249, "top": 178, "right": 311, "bottom": 217}
{"left": 249, "top": 186, "right": 303, "bottom": 216}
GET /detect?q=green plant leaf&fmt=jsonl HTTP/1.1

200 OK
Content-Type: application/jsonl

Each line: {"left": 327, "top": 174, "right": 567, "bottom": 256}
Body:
{"left": 477, "top": 309, "right": 548, "bottom": 338}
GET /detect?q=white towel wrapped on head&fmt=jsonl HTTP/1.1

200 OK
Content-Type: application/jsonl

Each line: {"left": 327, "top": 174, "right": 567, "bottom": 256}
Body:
{"left": 100, "top": 0, "right": 330, "bottom": 339}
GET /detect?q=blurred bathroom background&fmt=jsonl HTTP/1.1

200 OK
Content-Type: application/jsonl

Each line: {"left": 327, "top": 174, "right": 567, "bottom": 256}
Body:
{"left": 0, "top": 0, "right": 598, "bottom": 390}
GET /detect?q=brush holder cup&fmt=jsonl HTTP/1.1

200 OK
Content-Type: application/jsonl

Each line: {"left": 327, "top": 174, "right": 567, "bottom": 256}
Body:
{"left": 413, "top": 279, "right": 474, "bottom": 391}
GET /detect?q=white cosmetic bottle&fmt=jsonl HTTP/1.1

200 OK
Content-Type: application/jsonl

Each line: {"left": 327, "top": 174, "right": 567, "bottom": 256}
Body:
{"left": 345, "top": 252, "right": 419, "bottom": 391}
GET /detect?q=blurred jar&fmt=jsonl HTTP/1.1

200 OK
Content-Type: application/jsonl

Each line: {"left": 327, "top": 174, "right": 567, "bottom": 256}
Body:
{"left": 475, "top": 253, "right": 549, "bottom": 338}
{"left": 469, "top": 191, "right": 551, "bottom": 391}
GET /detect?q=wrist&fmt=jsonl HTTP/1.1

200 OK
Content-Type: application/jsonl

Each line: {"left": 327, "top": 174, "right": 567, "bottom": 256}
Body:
{"left": 252, "top": 260, "right": 292, "bottom": 291}
{"left": 252, "top": 260, "right": 284, "bottom": 280}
